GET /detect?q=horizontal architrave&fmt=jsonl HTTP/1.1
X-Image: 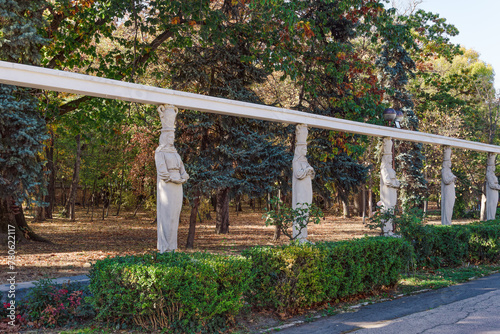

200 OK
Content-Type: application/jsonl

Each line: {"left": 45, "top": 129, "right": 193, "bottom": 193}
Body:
{"left": 1, "top": 60, "right": 499, "bottom": 154}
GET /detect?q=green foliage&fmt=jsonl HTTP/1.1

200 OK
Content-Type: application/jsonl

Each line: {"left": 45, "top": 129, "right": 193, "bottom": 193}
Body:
{"left": 0, "top": 0, "right": 49, "bottom": 204}
{"left": 263, "top": 197, "right": 323, "bottom": 241}
{"left": 89, "top": 251, "right": 252, "bottom": 333}
{"left": 19, "top": 278, "right": 94, "bottom": 328}
{"left": 399, "top": 219, "right": 500, "bottom": 268}
{"left": 367, "top": 206, "right": 396, "bottom": 235}
{"left": 0, "top": 85, "right": 48, "bottom": 204}
{"left": 367, "top": 206, "right": 424, "bottom": 236}
{"left": 0, "top": 0, "right": 48, "bottom": 64}
{"left": 242, "top": 237, "right": 413, "bottom": 315}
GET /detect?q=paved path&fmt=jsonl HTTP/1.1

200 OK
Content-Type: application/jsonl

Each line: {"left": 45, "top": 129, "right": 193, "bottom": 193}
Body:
{"left": 0, "top": 275, "right": 90, "bottom": 303}
{"left": 276, "top": 273, "right": 500, "bottom": 334}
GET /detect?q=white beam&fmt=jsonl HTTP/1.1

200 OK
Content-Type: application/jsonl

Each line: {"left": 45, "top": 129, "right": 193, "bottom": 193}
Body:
{"left": 1, "top": 60, "right": 499, "bottom": 154}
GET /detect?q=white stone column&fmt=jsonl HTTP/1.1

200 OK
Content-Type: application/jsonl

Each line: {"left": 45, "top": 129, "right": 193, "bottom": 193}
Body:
{"left": 441, "top": 146, "right": 456, "bottom": 225}
{"left": 480, "top": 153, "right": 500, "bottom": 221}
{"left": 292, "top": 124, "right": 315, "bottom": 242}
{"left": 155, "top": 104, "right": 189, "bottom": 252}
{"left": 379, "top": 137, "right": 400, "bottom": 235}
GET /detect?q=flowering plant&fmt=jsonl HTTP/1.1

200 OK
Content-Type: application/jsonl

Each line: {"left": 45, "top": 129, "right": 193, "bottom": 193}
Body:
{"left": 19, "top": 278, "right": 94, "bottom": 328}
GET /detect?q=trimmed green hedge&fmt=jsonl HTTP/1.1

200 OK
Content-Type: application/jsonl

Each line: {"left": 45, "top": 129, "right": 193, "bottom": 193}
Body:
{"left": 88, "top": 252, "right": 252, "bottom": 333}
{"left": 87, "top": 220, "right": 500, "bottom": 328}
{"left": 241, "top": 237, "right": 413, "bottom": 314}
{"left": 401, "top": 220, "right": 500, "bottom": 268}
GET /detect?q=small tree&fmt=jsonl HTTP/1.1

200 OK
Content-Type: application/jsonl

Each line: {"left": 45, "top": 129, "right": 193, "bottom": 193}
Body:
{"left": 263, "top": 197, "right": 323, "bottom": 241}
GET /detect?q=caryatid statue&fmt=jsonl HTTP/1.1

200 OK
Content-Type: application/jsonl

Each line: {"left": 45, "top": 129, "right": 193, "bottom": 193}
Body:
{"left": 292, "top": 124, "right": 315, "bottom": 242}
{"left": 441, "top": 146, "right": 457, "bottom": 225}
{"left": 380, "top": 137, "right": 400, "bottom": 235}
{"left": 481, "top": 153, "right": 500, "bottom": 221}
{"left": 155, "top": 104, "right": 189, "bottom": 252}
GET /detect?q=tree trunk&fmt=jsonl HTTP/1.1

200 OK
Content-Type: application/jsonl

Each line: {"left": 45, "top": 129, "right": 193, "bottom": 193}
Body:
{"left": 45, "top": 128, "right": 56, "bottom": 219}
{"left": 273, "top": 190, "right": 281, "bottom": 241}
{"left": 342, "top": 198, "right": 350, "bottom": 218}
{"left": 215, "top": 188, "right": 230, "bottom": 234}
{"left": 82, "top": 186, "right": 87, "bottom": 209}
{"left": 362, "top": 186, "right": 366, "bottom": 224}
{"left": 354, "top": 189, "right": 363, "bottom": 217}
{"left": 0, "top": 198, "right": 52, "bottom": 245}
{"left": 35, "top": 204, "right": 45, "bottom": 222}
{"left": 60, "top": 180, "right": 66, "bottom": 208}
{"left": 64, "top": 134, "right": 82, "bottom": 221}
{"left": 368, "top": 174, "right": 373, "bottom": 218}
{"left": 186, "top": 194, "right": 200, "bottom": 249}
{"left": 235, "top": 194, "right": 242, "bottom": 214}
{"left": 115, "top": 168, "right": 125, "bottom": 216}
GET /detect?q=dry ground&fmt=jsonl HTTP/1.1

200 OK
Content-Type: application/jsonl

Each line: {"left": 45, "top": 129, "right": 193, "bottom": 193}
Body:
{"left": 0, "top": 205, "right": 475, "bottom": 285}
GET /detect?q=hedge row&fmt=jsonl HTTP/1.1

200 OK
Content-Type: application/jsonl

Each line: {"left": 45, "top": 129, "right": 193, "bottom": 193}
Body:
{"left": 242, "top": 237, "right": 413, "bottom": 314}
{"left": 400, "top": 220, "right": 500, "bottom": 268}
{"left": 88, "top": 220, "right": 500, "bottom": 332}
{"left": 89, "top": 252, "right": 252, "bottom": 333}
{"left": 89, "top": 237, "right": 413, "bottom": 332}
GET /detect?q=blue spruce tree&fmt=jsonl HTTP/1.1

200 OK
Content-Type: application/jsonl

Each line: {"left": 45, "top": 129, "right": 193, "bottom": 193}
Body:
{"left": 0, "top": 0, "right": 50, "bottom": 242}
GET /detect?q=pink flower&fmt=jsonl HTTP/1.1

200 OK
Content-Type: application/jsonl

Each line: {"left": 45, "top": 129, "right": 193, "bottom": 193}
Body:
{"left": 3, "top": 302, "right": 10, "bottom": 308}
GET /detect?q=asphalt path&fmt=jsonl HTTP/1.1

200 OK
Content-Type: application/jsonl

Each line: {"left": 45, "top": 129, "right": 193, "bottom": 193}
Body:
{"left": 276, "top": 272, "right": 500, "bottom": 334}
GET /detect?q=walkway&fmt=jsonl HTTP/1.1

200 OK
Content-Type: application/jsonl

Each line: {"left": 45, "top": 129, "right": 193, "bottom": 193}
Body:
{"left": 276, "top": 272, "right": 500, "bottom": 334}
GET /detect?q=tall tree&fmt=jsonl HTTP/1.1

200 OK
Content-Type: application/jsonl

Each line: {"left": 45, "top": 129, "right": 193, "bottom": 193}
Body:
{"left": 0, "top": 0, "right": 51, "bottom": 242}
{"left": 170, "top": 0, "right": 291, "bottom": 235}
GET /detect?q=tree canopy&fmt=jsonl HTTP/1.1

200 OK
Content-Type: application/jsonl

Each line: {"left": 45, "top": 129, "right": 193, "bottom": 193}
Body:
{"left": 2, "top": 0, "right": 498, "bottom": 244}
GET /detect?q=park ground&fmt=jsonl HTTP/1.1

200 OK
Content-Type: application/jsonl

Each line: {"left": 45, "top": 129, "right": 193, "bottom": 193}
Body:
{"left": 3, "top": 205, "right": 497, "bottom": 334}
{"left": 0, "top": 204, "right": 475, "bottom": 285}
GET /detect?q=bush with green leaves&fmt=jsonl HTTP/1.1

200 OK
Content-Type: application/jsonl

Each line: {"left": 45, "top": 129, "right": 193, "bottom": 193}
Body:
{"left": 399, "top": 218, "right": 500, "bottom": 268}
{"left": 263, "top": 196, "right": 323, "bottom": 241}
{"left": 242, "top": 237, "right": 414, "bottom": 315}
{"left": 18, "top": 278, "right": 94, "bottom": 328}
{"left": 89, "top": 251, "right": 252, "bottom": 333}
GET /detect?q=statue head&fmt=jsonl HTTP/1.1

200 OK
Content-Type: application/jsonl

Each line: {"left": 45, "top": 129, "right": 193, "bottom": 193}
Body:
{"left": 159, "top": 130, "right": 175, "bottom": 148}
{"left": 443, "top": 146, "right": 452, "bottom": 161}
{"left": 487, "top": 153, "right": 496, "bottom": 166}
{"left": 381, "top": 154, "right": 392, "bottom": 165}
{"left": 294, "top": 144, "right": 307, "bottom": 159}
{"left": 296, "top": 124, "right": 308, "bottom": 145}
{"left": 382, "top": 137, "right": 393, "bottom": 155}
{"left": 158, "top": 104, "right": 178, "bottom": 131}
{"left": 442, "top": 160, "right": 452, "bottom": 169}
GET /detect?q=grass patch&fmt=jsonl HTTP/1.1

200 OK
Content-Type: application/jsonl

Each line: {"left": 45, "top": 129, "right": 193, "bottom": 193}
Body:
{"left": 398, "top": 264, "right": 500, "bottom": 294}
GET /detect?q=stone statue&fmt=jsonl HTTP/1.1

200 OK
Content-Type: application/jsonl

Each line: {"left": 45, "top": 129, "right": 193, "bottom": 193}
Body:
{"left": 480, "top": 153, "right": 500, "bottom": 221}
{"left": 155, "top": 104, "right": 189, "bottom": 252}
{"left": 441, "top": 146, "right": 456, "bottom": 225}
{"left": 292, "top": 124, "right": 315, "bottom": 242}
{"left": 380, "top": 137, "right": 400, "bottom": 235}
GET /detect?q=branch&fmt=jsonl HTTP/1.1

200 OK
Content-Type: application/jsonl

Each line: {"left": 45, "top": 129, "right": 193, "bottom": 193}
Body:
{"left": 47, "top": 17, "right": 107, "bottom": 69}
{"left": 54, "top": 29, "right": 175, "bottom": 119}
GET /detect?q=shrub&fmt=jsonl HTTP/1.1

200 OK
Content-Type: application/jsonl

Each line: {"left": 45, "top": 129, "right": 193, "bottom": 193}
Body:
{"left": 466, "top": 220, "right": 500, "bottom": 263}
{"left": 400, "top": 219, "right": 500, "bottom": 268}
{"left": 242, "top": 237, "right": 413, "bottom": 315}
{"left": 263, "top": 197, "right": 323, "bottom": 241}
{"left": 19, "top": 278, "right": 94, "bottom": 328}
{"left": 89, "top": 251, "right": 252, "bottom": 333}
